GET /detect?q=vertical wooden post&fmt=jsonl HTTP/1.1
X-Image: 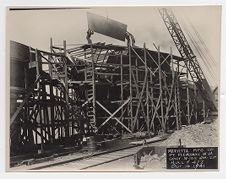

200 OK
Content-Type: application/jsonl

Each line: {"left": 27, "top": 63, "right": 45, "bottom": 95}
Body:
{"left": 135, "top": 58, "right": 139, "bottom": 130}
{"left": 177, "top": 59, "right": 181, "bottom": 129}
{"left": 135, "top": 58, "right": 138, "bottom": 83}
{"left": 203, "top": 100, "right": 206, "bottom": 120}
{"left": 48, "top": 55, "right": 53, "bottom": 78}
{"left": 186, "top": 66, "right": 190, "bottom": 125}
{"left": 42, "top": 82, "right": 48, "bottom": 141}
{"left": 24, "top": 67, "right": 28, "bottom": 89}
{"left": 194, "top": 85, "right": 198, "bottom": 123}
{"left": 56, "top": 89, "right": 59, "bottom": 139}
{"left": 35, "top": 49, "right": 44, "bottom": 153}
{"left": 128, "top": 43, "right": 133, "bottom": 130}
{"left": 63, "top": 40, "right": 69, "bottom": 138}
{"left": 35, "top": 49, "right": 40, "bottom": 88}
{"left": 120, "top": 52, "right": 124, "bottom": 133}
{"left": 49, "top": 38, "right": 53, "bottom": 78}
{"left": 144, "top": 43, "right": 149, "bottom": 133}
{"left": 50, "top": 38, "right": 53, "bottom": 53}
{"left": 49, "top": 83, "right": 55, "bottom": 143}
{"left": 174, "top": 75, "right": 179, "bottom": 130}
{"left": 170, "top": 47, "right": 177, "bottom": 131}
{"left": 150, "top": 59, "right": 154, "bottom": 132}
{"left": 158, "top": 47, "right": 165, "bottom": 132}
{"left": 91, "top": 43, "right": 96, "bottom": 127}
{"left": 85, "top": 61, "right": 87, "bottom": 81}
{"left": 63, "top": 40, "right": 68, "bottom": 103}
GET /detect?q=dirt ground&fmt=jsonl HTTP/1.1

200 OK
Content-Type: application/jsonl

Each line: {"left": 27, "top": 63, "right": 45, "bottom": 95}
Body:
{"left": 161, "top": 119, "right": 218, "bottom": 147}
{"left": 89, "top": 120, "right": 218, "bottom": 171}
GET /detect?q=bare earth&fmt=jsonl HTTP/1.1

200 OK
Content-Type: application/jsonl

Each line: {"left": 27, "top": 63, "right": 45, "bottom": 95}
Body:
{"left": 88, "top": 120, "right": 218, "bottom": 171}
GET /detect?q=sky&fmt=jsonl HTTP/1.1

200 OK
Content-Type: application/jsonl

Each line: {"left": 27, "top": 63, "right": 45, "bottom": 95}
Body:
{"left": 6, "top": 6, "right": 221, "bottom": 87}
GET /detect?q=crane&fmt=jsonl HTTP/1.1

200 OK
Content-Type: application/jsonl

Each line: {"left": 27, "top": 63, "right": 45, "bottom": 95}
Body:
{"left": 158, "top": 8, "right": 217, "bottom": 112}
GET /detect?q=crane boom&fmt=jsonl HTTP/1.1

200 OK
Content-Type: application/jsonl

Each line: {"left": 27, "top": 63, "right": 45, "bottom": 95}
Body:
{"left": 159, "top": 8, "right": 217, "bottom": 111}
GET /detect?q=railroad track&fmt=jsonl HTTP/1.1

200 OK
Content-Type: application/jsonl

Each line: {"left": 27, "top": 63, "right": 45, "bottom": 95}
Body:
{"left": 41, "top": 145, "right": 142, "bottom": 170}
{"left": 12, "top": 134, "right": 168, "bottom": 171}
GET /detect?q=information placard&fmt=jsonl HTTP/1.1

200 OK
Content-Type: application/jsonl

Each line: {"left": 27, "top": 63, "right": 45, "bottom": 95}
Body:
{"left": 166, "top": 147, "right": 218, "bottom": 169}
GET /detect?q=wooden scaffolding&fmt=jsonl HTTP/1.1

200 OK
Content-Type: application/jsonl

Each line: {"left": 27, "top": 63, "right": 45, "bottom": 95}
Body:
{"left": 10, "top": 38, "right": 209, "bottom": 155}
{"left": 51, "top": 38, "right": 206, "bottom": 136}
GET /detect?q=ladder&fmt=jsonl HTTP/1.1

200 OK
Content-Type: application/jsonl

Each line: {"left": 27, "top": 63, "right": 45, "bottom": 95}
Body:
{"left": 86, "top": 66, "right": 96, "bottom": 129}
{"left": 159, "top": 8, "right": 217, "bottom": 112}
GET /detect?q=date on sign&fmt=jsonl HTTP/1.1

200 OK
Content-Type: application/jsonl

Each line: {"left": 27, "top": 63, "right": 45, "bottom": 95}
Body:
{"left": 166, "top": 147, "right": 218, "bottom": 169}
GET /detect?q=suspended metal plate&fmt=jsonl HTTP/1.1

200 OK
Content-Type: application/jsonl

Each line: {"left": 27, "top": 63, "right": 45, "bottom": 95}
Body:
{"left": 87, "top": 12, "right": 127, "bottom": 41}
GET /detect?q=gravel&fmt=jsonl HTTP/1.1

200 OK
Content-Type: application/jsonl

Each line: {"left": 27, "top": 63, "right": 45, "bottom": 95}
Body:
{"left": 161, "top": 120, "right": 218, "bottom": 147}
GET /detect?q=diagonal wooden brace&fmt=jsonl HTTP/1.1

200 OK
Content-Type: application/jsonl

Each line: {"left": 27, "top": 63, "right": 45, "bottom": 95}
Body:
{"left": 96, "top": 98, "right": 131, "bottom": 132}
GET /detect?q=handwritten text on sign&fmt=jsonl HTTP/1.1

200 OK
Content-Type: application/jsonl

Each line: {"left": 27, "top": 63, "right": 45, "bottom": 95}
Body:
{"left": 166, "top": 147, "right": 218, "bottom": 169}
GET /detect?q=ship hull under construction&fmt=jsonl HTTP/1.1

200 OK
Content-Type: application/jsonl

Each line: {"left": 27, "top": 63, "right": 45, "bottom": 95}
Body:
{"left": 10, "top": 40, "right": 209, "bottom": 156}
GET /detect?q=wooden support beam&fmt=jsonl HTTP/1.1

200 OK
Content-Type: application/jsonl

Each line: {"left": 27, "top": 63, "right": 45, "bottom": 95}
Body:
{"left": 132, "top": 75, "right": 147, "bottom": 131}
{"left": 144, "top": 44, "right": 150, "bottom": 133}
{"left": 164, "top": 48, "right": 175, "bottom": 127}
{"left": 186, "top": 65, "right": 190, "bottom": 125}
{"left": 90, "top": 42, "right": 96, "bottom": 127}
{"left": 203, "top": 100, "right": 206, "bottom": 120}
{"left": 128, "top": 43, "right": 133, "bottom": 130}
{"left": 96, "top": 101, "right": 132, "bottom": 133}
{"left": 149, "top": 94, "right": 162, "bottom": 128}
{"left": 131, "top": 47, "right": 155, "bottom": 76}
{"left": 177, "top": 58, "right": 181, "bottom": 129}
{"left": 194, "top": 85, "right": 198, "bottom": 123}
{"left": 97, "top": 98, "right": 130, "bottom": 131}
{"left": 158, "top": 46, "right": 165, "bottom": 132}
{"left": 120, "top": 52, "right": 124, "bottom": 128}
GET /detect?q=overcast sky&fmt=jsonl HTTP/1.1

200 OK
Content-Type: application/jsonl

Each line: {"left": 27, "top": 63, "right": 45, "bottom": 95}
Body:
{"left": 6, "top": 6, "right": 221, "bottom": 87}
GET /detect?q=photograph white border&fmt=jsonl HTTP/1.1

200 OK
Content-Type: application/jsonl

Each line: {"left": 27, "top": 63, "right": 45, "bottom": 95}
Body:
{"left": 1, "top": 0, "right": 226, "bottom": 179}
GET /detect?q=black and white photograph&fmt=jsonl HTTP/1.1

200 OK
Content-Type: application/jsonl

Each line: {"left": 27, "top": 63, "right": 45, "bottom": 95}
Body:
{"left": 6, "top": 6, "right": 221, "bottom": 171}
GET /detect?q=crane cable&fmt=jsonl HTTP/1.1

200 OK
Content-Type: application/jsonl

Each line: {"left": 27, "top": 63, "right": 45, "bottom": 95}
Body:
{"left": 179, "top": 14, "right": 217, "bottom": 86}
{"left": 182, "top": 13, "right": 217, "bottom": 71}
